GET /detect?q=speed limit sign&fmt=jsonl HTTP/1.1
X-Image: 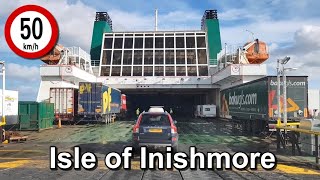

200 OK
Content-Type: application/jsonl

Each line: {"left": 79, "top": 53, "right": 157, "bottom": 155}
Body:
{"left": 4, "top": 5, "right": 59, "bottom": 59}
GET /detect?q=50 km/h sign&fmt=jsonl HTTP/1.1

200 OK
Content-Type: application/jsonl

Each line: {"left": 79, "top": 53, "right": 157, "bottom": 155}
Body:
{"left": 4, "top": 5, "right": 59, "bottom": 59}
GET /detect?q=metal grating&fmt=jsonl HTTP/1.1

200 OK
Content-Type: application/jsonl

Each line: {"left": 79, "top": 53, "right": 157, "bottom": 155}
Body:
{"left": 95, "top": 12, "right": 113, "bottom": 30}
{"left": 201, "top": 10, "right": 218, "bottom": 29}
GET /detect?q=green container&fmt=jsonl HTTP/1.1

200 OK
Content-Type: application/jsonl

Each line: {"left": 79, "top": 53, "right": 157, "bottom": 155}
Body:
{"left": 18, "top": 101, "right": 54, "bottom": 131}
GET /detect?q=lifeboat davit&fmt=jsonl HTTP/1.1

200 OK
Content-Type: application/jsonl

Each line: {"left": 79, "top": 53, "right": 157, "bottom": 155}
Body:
{"left": 244, "top": 39, "right": 269, "bottom": 64}
{"left": 40, "top": 44, "right": 64, "bottom": 65}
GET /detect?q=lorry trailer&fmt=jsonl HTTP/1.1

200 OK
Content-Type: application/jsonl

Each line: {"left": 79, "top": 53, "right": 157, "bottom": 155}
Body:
{"left": 78, "top": 82, "right": 122, "bottom": 123}
{"left": 0, "top": 90, "right": 19, "bottom": 125}
{"left": 220, "top": 76, "right": 308, "bottom": 133}
{"left": 49, "top": 88, "right": 78, "bottom": 122}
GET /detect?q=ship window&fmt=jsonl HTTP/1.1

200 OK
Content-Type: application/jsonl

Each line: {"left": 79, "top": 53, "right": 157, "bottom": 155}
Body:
{"left": 100, "top": 66, "right": 110, "bottom": 76}
{"left": 155, "top": 66, "right": 164, "bottom": 76}
{"left": 155, "top": 37, "right": 164, "bottom": 48}
{"left": 134, "top": 38, "right": 143, "bottom": 48}
{"left": 133, "top": 66, "right": 142, "bottom": 76}
{"left": 197, "top": 49, "right": 207, "bottom": 64}
{"left": 112, "top": 50, "right": 122, "bottom": 65}
{"left": 198, "top": 66, "right": 208, "bottom": 76}
{"left": 122, "top": 66, "right": 131, "bottom": 76}
{"left": 197, "top": 36, "right": 206, "bottom": 48}
{"left": 145, "top": 38, "right": 153, "bottom": 48}
{"left": 176, "top": 37, "right": 184, "bottom": 48}
{"left": 176, "top": 50, "right": 185, "bottom": 64}
{"left": 124, "top": 38, "right": 133, "bottom": 49}
{"left": 187, "top": 50, "right": 196, "bottom": 64}
{"left": 187, "top": 66, "right": 197, "bottom": 76}
{"left": 176, "top": 66, "right": 186, "bottom": 76}
{"left": 144, "top": 66, "right": 153, "bottom": 76}
{"left": 186, "top": 37, "right": 195, "bottom": 48}
{"left": 165, "top": 50, "right": 174, "bottom": 64}
{"left": 165, "top": 37, "right": 174, "bottom": 48}
{"left": 133, "top": 50, "right": 143, "bottom": 65}
{"left": 144, "top": 50, "right": 153, "bottom": 65}
{"left": 176, "top": 33, "right": 184, "bottom": 36}
{"left": 104, "top": 38, "right": 113, "bottom": 49}
{"left": 165, "top": 66, "right": 175, "bottom": 76}
{"left": 114, "top": 38, "right": 123, "bottom": 49}
{"left": 111, "top": 66, "right": 121, "bottom": 76}
{"left": 155, "top": 50, "right": 164, "bottom": 64}
{"left": 123, "top": 50, "right": 132, "bottom": 65}
{"left": 102, "top": 50, "right": 112, "bottom": 65}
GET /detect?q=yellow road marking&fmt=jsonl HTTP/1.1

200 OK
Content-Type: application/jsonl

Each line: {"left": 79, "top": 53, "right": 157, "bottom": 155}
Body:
{"left": 0, "top": 159, "right": 176, "bottom": 171}
{"left": 276, "top": 164, "right": 320, "bottom": 175}
{"left": 0, "top": 160, "right": 30, "bottom": 168}
{"left": 0, "top": 150, "right": 43, "bottom": 153}
{"left": 6, "top": 159, "right": 318, "bottom": 174}
{"left": 0, "top": 157, "right": 31, "bottom": 160}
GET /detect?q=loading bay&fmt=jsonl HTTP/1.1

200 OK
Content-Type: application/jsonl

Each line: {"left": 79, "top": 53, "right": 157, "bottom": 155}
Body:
{"left": 0, "top": 118, "right": 319, "bottom": 180}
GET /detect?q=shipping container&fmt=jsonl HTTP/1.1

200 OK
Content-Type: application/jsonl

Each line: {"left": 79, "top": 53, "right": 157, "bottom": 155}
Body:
{"left": 220, "top": 76, "right": 308, "bottom": 132}
{"left": 78, "top": 82, "right": 121, "bottom": 122}
{"left": 0, "top": 90, "right": 19, "bottom": 125}
{"left": 19, "top": 101, "right": 54, "bottom": 131}
{"left": 49, "top": 88, "right": 78, "bottom": 121}
{"left": 307, "top": 89, "right": 320, "bottom": 118}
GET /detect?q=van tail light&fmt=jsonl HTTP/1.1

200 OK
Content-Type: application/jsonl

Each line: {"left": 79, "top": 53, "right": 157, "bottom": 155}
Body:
{"left": 133, "top": 125, "right": 139, "bottom": 133}
{"left": 171, "top": 125, "right": 177, "bottom": 134}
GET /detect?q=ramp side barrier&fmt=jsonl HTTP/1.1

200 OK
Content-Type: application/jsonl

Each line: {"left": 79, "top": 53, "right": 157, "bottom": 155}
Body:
{"left": 276, "top": 124, "right": 320, "bottom": 166}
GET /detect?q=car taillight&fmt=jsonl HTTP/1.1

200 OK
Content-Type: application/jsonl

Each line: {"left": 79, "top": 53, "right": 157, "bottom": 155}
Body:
{"left": 133, "top": 125, "right": 139, "bottom": 133}
{"left": 171, "top": 126, "right": 177, "bottom": 134}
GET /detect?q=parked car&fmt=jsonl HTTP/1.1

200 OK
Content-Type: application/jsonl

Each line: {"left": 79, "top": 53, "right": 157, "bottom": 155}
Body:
{"left": 132, "top": 111, "right": 178, "bottom": 152}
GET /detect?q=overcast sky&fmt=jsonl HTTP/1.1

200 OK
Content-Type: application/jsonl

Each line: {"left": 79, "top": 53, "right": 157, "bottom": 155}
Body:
{"left": 1, "top": 0, "right": 320, "bottom": 100}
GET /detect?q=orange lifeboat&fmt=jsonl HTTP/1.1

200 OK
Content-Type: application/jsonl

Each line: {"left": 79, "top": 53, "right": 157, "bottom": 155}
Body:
{"left": 244, "top": 39, "right": 269, "bottom": 64}
{"left": 40, "top": 44, "right": 64, "bottom": 65}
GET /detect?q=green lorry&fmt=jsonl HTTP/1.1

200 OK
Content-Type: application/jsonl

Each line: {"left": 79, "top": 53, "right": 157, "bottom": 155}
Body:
{"left": 220, "top": 76, "right": 308, "bottom": 133}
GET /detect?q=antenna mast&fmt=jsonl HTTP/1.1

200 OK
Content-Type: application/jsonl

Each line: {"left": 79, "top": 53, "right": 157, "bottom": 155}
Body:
{"left": 155, "top": 8, "right": 158, "bottom": 31}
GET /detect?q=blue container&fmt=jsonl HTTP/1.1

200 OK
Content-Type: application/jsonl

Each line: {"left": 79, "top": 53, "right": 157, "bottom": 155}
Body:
{"left": 78, "top": 82, "right": 121, "bottom": 115}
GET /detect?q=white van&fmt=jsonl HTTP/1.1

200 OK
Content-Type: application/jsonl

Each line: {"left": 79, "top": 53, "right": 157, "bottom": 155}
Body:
{"left": 148, "top": 106, "right": 165, "bottom": 113}
{"left": 195, "top": 104, "right": 216, "bottom": 118}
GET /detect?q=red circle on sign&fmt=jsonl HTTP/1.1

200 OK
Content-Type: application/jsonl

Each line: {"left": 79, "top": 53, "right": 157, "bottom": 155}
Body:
{"left": 4, "top": 5, "right": 59, "bottom": 59}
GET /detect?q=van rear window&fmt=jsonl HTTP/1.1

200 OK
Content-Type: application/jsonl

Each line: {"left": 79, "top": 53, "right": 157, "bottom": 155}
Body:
{"left": 140, "top": 114, "right": 170, "bottom": 126}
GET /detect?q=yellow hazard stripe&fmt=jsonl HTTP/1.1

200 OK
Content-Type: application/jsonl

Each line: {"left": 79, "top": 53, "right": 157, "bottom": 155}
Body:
{"left": 0, "top": 160, "right": 30, "bottom": 168}
{"left": 276, "top": 164, "right": 320, "bottom": 175}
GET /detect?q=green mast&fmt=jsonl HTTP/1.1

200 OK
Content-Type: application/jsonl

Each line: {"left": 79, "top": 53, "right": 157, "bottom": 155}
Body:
{"left": 201, "top": 10, "right": 222, "bottom": 66}
{"left": 90, "top": 12, "right": 113, "bottom": 65}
